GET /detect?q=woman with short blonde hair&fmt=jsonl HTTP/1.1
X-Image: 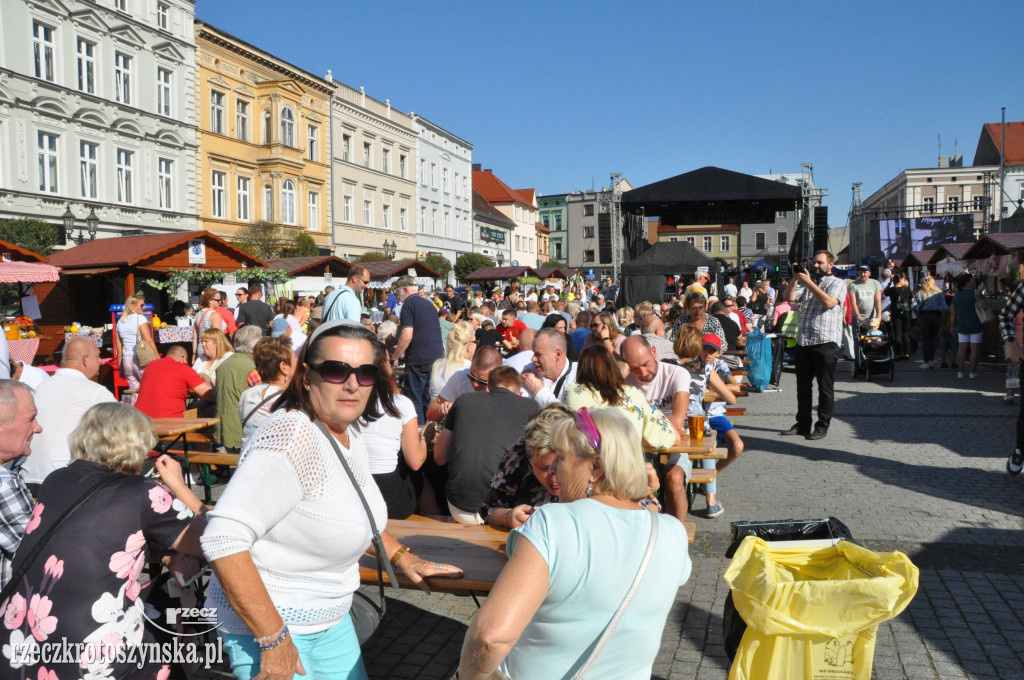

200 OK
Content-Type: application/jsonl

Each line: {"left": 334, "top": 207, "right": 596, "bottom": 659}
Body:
{"left": 916, "top": 274, "right": 948, "bottom": 369}
{"left": 430, "top": 321, "right": 476, "bottom": 401}
{"left": 193, "top": 327, "right": 235, "bottom": 384}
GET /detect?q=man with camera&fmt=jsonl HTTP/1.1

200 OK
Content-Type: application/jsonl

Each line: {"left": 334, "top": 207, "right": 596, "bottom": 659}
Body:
{"left": 780, "top": 251, "right": 847, "bottom": 441}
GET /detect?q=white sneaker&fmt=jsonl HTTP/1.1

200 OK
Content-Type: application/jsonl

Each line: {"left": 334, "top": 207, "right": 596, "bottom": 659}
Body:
{"left": 957, "top": 371, "right": 965, "bottom": 379}
{"left": 920, "top": 362, "right": 933, "bottom": 369}
{"left": 969, "top": 372, "right": 978, "bottom": 379}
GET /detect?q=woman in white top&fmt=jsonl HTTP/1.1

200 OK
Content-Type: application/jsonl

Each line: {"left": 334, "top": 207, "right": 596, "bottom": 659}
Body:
{"left": 115, "top": 293, "right": 154, "bottom": 391}
{"left": 428, "top": 321, "right": 477, "bottom": 401}
{"left": 353, "top": 354, "right": 427, "bottom": 519}
{"left": 285, "top": 297, "right": 312, "bottom": 354}
{"left": 237, "top": 336, "right": 296, "bottom": 450}
{"left": 194, "top": 288, "right": 226, "bottom": 361}
{"left": 192, "top": 328, "right": 234, "bottom": 384}
{"left": 201, "top": 322, "right": 462, "bottom": 680}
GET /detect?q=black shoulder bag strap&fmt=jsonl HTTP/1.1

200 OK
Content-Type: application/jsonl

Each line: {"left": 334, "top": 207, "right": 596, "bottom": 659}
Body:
{"left": 240, "top": 388, "right": 283, "bottom": 430}
{"left": 0, "top": 474, "right": 123, "bottom": 602}
{"left": 312, "top": 420, "right": 400, "bottom": 603}
{"left": 322, "top": 288, "right": 352, "bottom": 321}
{"left": 553, "top": 361, "right": 574, "bottom": 400}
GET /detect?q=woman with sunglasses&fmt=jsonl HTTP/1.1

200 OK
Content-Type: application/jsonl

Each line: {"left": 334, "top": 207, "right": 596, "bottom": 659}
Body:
{"left": 115, "top": 292, "right": 153, "bottom": 390}
{"left": 670, "top": 291, "right": 727, "bottom": 347}
{"left": 203, "top": 321, "right": 462, "bottom": 680}
{"left": 457, "top": 407, "right": 692, "bottom": 680}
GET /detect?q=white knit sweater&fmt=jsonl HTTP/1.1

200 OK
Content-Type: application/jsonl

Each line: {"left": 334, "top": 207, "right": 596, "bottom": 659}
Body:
{"left": 201, "top": 409, "right": 387, "bottom": 635}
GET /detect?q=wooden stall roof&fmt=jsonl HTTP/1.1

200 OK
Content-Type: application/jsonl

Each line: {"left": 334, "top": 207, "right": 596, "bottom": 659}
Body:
{"left": 465, "top": 265, "right": 540, "bottom": 281}
{"left": 900, "top": 250, "right": 936, "bottom": 268}
{"left": 264, "top": 256, "right": 353, "bottom": 277}
{"left": 927, "top": 243, "right": 974, "bottom": 264}
{"left": 360, "top": 259, "right": 440, "bottom": 279}
{"left": 0, "top": 240, "right": 48, "bottom": 263}
{"left": 48, "top": 231, "right": 266, "bottom": 272}
{"left": 533, "top": 267, "right": 569, "bottom": 279}
{"left": 962, "top": 233, "right": 1024, "bottom": 260}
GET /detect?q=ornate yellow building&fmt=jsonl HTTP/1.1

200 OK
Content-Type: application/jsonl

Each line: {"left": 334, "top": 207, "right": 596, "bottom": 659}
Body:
{"left": 195, "top": 22, "right": 334, "bottom": 250}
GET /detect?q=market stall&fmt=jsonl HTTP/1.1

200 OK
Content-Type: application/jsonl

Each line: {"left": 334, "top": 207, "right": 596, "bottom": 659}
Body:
{"left": 0, "top": 241, "right": 62, "bottom": 364}
{"left": 361, "top": 259, "right": 441, "bottom": 308}
{"left": 264, "top": 255, "right": 353, "bottom": 297}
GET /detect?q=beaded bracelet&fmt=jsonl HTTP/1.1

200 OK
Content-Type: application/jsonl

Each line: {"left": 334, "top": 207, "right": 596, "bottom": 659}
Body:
{"left": 257, "top": 625, "right": 289, "bottom": 651}
{"left": 389, "top": 545, "right": 413, "bottom": 568}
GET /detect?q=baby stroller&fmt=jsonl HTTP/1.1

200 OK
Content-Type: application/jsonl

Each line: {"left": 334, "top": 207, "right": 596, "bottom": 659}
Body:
{"left": 855, "top": 319, "right": 895, "bottom": 382}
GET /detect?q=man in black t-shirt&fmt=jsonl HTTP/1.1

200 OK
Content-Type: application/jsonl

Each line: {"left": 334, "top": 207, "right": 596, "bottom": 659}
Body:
{"left": 392, "top": 276, "right": 444, "bottom": 424}
{"left": 234, "top": 283, "right": 275, "bottom": 336}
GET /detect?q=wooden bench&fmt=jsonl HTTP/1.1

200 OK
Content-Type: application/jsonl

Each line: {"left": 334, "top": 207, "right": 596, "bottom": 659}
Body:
{"left": 726, "top": 407, "right": 746, "bottom": 417}
{"left": 687, "top": 467, "right": 717, "bottom": 508}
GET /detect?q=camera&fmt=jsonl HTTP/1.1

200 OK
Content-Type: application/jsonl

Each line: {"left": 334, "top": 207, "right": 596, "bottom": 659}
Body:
{"left": 790, "top": 263, "right": 804, "bottom": 274}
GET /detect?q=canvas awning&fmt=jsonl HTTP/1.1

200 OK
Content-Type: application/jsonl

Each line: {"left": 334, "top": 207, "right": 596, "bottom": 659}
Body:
{"left": 0, "top": 261, "right": 61, "bottom": 283}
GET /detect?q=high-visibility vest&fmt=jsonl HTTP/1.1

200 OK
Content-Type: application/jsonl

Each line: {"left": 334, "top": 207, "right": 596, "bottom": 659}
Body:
{"left": 779, "top": 310, "right": 800, "bottom": 347}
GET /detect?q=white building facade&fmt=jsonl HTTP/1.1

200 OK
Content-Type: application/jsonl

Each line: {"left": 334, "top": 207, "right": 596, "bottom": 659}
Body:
{"left": 411, "top": 114, "right": 472, "bottom": 282}
{"left": 0, "top": 0, "right": 198, "bottom": 242}
{"left": 329, "top": 80, "right": 417, "bottom": 261}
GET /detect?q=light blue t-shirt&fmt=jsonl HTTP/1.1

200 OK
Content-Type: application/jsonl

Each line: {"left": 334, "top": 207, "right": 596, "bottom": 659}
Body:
{"left": 321, "top": 284, "right": 363, "bottom": 323}
{"left": 501, "top": 500, "right": 691, "bottom": 680}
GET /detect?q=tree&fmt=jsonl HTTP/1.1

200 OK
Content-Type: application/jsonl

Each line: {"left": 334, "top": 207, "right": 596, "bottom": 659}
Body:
{"left": 423, "top": 253, "right": 452, "bottom": 282}
{"left": 234, "top": 221, "right": 284, "bottom": 261}
{"left": 280, "top": 232, "right": 318, "bottom": 257}
{"left": 0, "top": 218, "right": 60, "bottom": 256}
{"left": 454, "top": 252, "right": 495, "bottom": 283}
{"left": 542, "top": 259, "right": 567, "bottom": 269}
{"left": 356, "top": 251, "right": 391, "bottom": 263}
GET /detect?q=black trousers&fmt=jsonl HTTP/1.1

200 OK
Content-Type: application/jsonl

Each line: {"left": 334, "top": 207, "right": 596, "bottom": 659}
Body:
{"left": 794, "top": 342, "right": 840, "bottom": 433}
{"left": 770, "top": 336, "right": 786, "bottom": 386}
{"left": 891, "top": 310, "right": 911, "bottom": 357}
{"left": 1017, "top": 362, "right": 1024, "bottom": 450}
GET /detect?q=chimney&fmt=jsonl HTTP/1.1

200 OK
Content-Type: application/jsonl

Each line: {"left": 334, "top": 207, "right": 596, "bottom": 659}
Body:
{"left": 385, "top": 99, "right": 391, "bottom": 119}
{"left": 472, "top": 163, "right": 481, "bottom": 171}
{"left": 938, "top": 155, "right": 948, "bottom": 168}
{"left": 325, "top": 69, "right": 333, "bottom": 83}
{"left": 360, "top": 86, "right": 366, "bottom": 108}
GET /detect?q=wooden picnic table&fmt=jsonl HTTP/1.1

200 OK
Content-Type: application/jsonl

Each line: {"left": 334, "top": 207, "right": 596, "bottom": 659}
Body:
{"left": 151, "top": 417, "right": 220, "bottom": 503}
{"left": 359, "top": 513, "right": 696, "bottom": 595}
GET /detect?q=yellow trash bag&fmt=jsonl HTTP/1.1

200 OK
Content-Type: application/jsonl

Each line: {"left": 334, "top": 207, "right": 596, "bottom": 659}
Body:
{"left": 723, "top": 536, "right": 918, "bottom": 680}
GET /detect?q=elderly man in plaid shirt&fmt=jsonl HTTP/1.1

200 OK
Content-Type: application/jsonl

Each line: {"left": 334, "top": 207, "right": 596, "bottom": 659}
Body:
{"left": 780, "top": 250, "right": 848, "bottom": 441}
{"left": 1000, "top": 283, "right": 1024, "bottom": 474}
{"left": 0, "top": 380, "right": 41, "bottom": 587}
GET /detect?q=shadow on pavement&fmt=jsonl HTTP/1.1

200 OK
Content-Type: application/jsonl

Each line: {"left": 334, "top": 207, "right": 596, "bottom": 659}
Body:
{"left": 362, "top": 597, "right": 468, "bottom": 680}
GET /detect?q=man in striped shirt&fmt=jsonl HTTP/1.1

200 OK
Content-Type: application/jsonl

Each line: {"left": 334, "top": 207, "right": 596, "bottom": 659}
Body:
{"left": 1000, "top": 281, "right": 1024, "bottom": 474}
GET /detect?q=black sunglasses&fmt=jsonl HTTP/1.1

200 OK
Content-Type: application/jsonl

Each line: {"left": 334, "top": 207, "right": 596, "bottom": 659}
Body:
{"left": 468, "top": 372, "right": 488, "bottom": 386}
{"left": 307, "top": 360, "right": 378, "bottom": 386}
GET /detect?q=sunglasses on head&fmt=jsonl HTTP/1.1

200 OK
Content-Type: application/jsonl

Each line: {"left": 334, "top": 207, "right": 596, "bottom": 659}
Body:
{"left": 307, "top": 360, "right": 378, "bottom": 385}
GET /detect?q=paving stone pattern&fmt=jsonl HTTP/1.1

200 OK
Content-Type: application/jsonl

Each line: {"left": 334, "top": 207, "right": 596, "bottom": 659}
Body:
{"left": 197, "top": 359, "right": 1024, "bottom": 680}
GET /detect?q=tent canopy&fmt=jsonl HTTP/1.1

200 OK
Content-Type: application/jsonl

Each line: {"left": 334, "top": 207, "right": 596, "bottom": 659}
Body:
{"left": 465, "top": 265, "right": 540, "bottom": 281}
{"left": 927, "top": 243, "right": 973, "bottom": 264}
{"left": 360, "top": 259, "right": 440, "bottom": 280}
{"left": 0, "top": 262, "right": 61, "bottom": 283}
{"left": 264, "top": 255, "right": 353, "bottom": 278}
{"left": 900, "top": 250, "right": 936, "bottom": 268}
{"left": 618, "top": 241, "right": 720, "bottom": 307}
{"left": 962, "top": 233, "right": 1024, "bottom": 260}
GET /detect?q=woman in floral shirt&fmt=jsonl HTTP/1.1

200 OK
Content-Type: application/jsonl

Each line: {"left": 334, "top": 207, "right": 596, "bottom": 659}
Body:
{"left": 1, "top": 403, "right": 207, "bottom": 680}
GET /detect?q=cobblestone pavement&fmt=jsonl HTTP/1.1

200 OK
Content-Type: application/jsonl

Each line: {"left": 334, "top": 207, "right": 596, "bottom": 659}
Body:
{"left": 197, "top": 358, "right": 1024, "bottom": 680}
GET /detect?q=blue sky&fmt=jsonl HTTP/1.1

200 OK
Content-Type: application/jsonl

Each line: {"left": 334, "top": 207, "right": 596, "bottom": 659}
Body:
{"left": 197, "top": 0, "right": 1024, "bottom": 222}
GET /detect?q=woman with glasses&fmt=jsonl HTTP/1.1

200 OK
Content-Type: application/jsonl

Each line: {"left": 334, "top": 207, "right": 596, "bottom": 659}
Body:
{"left": 457, "top": 407, "right": 691, "bottom": 680}
{"left": 115, "top": 293, "right": 154, "bottom": 390}
{"left": 586, "top": 310, "right": 625, "bottom": 356}
{"left": 194, "top": 287, "right": 227, "bottom": 361}
{"left": 670, "top": 291, "right": 727, "bottom": 347}
{"left": 203, "top": 322, "right": 462, "bottom": 680}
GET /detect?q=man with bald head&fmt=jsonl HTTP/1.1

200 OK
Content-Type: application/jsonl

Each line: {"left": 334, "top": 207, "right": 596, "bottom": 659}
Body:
{"left": 504, "top": 327, "right": 537, "bottom": 372}
{"left": 640, "top": 314, "right": 677, "bottom": 360}
{"left": 425, "top": 345, "right": 504, "bottom": 422}
{"left": 21, "top": 337, "right": 116, "bottom": 491}
{"left": 521, "top": 328, "right": 577, "bottom": 405}
{"left": 135, "top": 345, "right": 213, "bottom": 419}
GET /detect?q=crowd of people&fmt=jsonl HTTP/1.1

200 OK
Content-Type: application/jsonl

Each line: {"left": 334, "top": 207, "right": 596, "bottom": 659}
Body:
{"left": 0, "top": 253, "right": 1020, "bottom": 680}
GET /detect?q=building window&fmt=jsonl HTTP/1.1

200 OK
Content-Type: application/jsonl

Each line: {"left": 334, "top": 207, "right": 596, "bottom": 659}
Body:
{"left": 77, "top": 39, "right": 95, "bottom": 94}
{"left": 364, "top": 199, "right": 373, "bottom": 226}
{"left": 555, "top": 214, "right": 562, "bottom": 229}
{"left": 443, "top": 168, "right": 449, "bottom": 193}
{"left": 156, "top": 68, "right": 171, "bottom": 116}
{"left": 114, "top": 0, "right": 127, "bottom": 11}
{"left": 281, "top": 180, "right": 296, "bottom": 224}
{"left": 363, "top": 142, "right": 372, "bottom": 168}
{"left": 343, "top": 195, "right": 352, "bottom": 223}
{"left": 210, "top": 170, "right": 225, "bottom": 217}
{"left": 33, "top": 22, "right": 55, "bottom": 82}
{"left": 922, "top": 196, "right": 935, "bottom": 213}
{"left": 669, "top": 237, "right": 678, "bottom": 242}
{"left": 263, "top": 110, "right": 272, "bottom": 144}
{"left": 115, "top": 52, "right": 132, "bottom": 105}
{"left": 583, "top": 204, "right": 595, "bottom": 217}
{"left": 307, "top": 125, "right": 318, "bottom": 161}
{"left": 720, "top": 235, "right": 731, "bottom": 252}
{"left": 554, "top": 242, "right": 562, "bottom": 259}
{"left": 342, "top": 134, "right": 351, "bottom": 162}
{"left": 584, "top": 250, "right": 595, "bottom": 263}
{"left": 463, "top": 177, "right": 468, "bottom": 198}
{"left": 419, "top": 159, "right": 426, "bottom": 185}
{"left": 157, "top": 158, "right": 172, "bottom": 209}
{"left": 308, "top": 192, "right": 319, "bottom": 228}
{"left": 156, "top": 2, "right": 169, "bottom": 29}
{"left": 399, "top": 154, "right": 407, "bottom": 178}
{"left": 431, "top": 163, "right": 437, "bottom": 189}
{"left": 685, "top": 236, "right": 696, "bottom": 247}
{"left": 948, "top": 196, "right": 960, "bottom": 213}
{"left": 515, "top": 235, "right": 521, "bottom": 249}
{"left": 237, "top": 177, "right": 250, "bottom": 221}
{"left": 381, "top": 148, "right": 390, "bottom": 174}
{"left": 444, "top": 211, "right": 450, "bottom": 236}
{"left": 400, "top": 208, "right": 408, "bottom": 232}
{"left": 79, "top": 141, "right": 97, "bottom": 199}
{"left": 236, "top": 101, "right": 249, "bottom": 141}
{"left": 280, "top": 107, "right": 295, "bottom": 147}
{"left": 432, "top": 209, "right": 438, "bottom": 234}
{"left": 116, "top": 149, "right": 133, "bottom": 203}
{"left": 210, "top": 91, "right": 224, "bottom": 134}
{"left": 776, "top": 210, "right": 788, "bottom": 219}
{"left": 263, "top": 185, "right": 273, "bottom": 221}
{"left": 703, "top": 236, "right": 712, "bottom": 252}
{"left": 777, "top": 231, "right": 788, "bottom": 247}
{"left": 514, "top": 205, "right": 521, "bottom": 221}
{"left": 583, "top": 226, "right": 594, "bottom": 238}
{"left": 382, "top": 203, "right": 391, "bottom": 229}
{"left": 973, "top": 196, "right": 984, "bottom": 212}
{"left": 755, "top": 232, "right": 766, "bottom": 250}
{"left": 543, "top": 217, "right": 550, "bottom": 228}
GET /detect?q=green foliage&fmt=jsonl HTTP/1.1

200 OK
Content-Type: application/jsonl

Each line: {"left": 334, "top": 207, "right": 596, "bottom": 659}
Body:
{"left": 233, "top": 221, "right": 286, "bottom": 261}
{"left": 454, "top": 252, "right": 495, "bottom": 282}
{"left": 519, "top": 276, "right": 542, "bottom": 285}
{"left": 423, "top": 254, "right": 452, "bottom": 282}
{"left": 541, "top": 260, "right": 567, "bottom": 269}
{"left": 144, "top": 267, "right": 290, "bottom": 292}
{"left": 356, "top": 251, "right": 391, "bottom": 263}
{"left": 0, "top": 218, "right": 60, "bottom": 256}
{"left": 281, "top": 232, "right": 318, "bottom": 258}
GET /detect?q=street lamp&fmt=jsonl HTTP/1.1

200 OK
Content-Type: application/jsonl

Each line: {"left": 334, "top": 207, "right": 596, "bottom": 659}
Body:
{"left": 383, "top": 239, "right": 397, "bottom": 260}
{"left": 495, "top": 250, "right": 504, "bottom": 266}
{"left": 62, "top": 205, "right": 99, "bottom": 245}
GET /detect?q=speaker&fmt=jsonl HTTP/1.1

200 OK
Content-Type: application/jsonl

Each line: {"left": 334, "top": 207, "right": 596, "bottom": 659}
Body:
{"left": 813, "top": 207, "right": 828, "bottom": 252}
